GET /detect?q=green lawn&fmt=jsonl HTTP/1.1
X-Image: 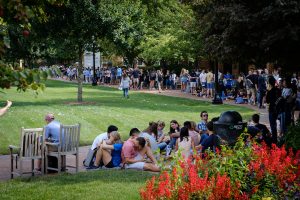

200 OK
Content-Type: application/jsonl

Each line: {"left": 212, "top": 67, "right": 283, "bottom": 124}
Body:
{"left": 0, "top": 80, "right": 254, "bottom": 154}
{"left": 0, "top": 170, "right": 154, "bottom": 200}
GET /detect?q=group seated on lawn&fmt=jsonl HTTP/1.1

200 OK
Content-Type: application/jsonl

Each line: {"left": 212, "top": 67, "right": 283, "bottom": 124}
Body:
{"left": 85, "top": 111, "right": 273, "bottom": 172}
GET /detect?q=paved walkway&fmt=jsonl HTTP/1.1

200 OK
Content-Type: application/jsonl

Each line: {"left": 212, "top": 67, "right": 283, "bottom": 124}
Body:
{"left": 0, "top": 82, "right": 268, "bottom": 182}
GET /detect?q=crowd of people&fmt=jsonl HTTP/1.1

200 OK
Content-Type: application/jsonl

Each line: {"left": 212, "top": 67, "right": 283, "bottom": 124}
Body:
{"left": 40, "top": 64, "right": 300, "bottom": 144}
{"left": 79, "top": 109, "right": 274, "bottom": 172}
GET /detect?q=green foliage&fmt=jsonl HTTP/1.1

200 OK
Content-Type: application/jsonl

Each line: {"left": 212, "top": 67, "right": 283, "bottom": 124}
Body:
{"left": 204, "top": 135, "right": 252, "bottom": 189}
{"left": 99, "top": 0, "right": 147, "bottom": 66}
{"left": 191, "top": 0, "right": 300, "bottom": 67}
{"left": 0, "top": 61, "right": 49, "bottom": 92}
{"left": 283, "top": 120, "right": 300, "bottom": 151}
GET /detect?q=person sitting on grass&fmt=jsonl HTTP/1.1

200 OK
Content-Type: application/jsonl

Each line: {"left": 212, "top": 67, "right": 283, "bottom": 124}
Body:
{"left": 196, "top": 118, "right": 221, "bottom": 153}
{"left": 156, "top": 121, "right": 169, "bottom": 151}
{"left": 251, "top": 114, "right": 272, "bottom": 146}
{"left": 184, "top": 121, "right": 200, "bottom": 146}
{"left": 90, "top": 125, "right": 118, "bottom": 151}
{"left": 165, "top": 120, "right": 180, "bottom": 156}
{"left": 139, "top": 122, "right": 159, "bottom": 157}
{"left": 175, "top": 126, "right": 195, "bottom": 161}
{"left": 89, "top": 131, "right": 123, "bottom": 169}
{"left": 122, "top": 137, "right": 160, "bottom": 172}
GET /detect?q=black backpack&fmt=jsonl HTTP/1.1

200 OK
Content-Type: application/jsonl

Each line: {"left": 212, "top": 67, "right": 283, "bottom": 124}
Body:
{"left": 275, "top": 96, "right": 285, "bottom": 114}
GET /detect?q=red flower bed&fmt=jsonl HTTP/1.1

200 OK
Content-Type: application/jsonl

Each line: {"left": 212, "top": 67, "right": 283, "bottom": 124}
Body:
{"left": 140, "top": 141, "right": 300, "bottom": 200}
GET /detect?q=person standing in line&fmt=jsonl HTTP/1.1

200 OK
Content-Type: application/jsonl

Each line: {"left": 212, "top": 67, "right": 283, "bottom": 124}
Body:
{"left": 0, "top": 100, "right": 12, "bottom": 117}
{"left": 120, "top": 72, "right": 130, "bottom": 98}
{"left": 257, "top": 70, "right": 267, "bottom": 109}
{"left": 132, "top": 65, "right": 140, "bottom": 90}
{"left": 199, "top": 70, "right": 207, "bottom": 97}
{"left": 266, "top": 76, "right": 281, "bottom": 144}
{"left": 206, "top": 69, "right": 214, "bottom": 98}
{"left": 156, "top": 70, "right": 163, "bottom": 93}
{"left": 170, "top": 71, "right": 177, "bottom": 90}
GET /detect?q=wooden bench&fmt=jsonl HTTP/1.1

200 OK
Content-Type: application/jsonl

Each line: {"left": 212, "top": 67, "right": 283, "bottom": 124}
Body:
{"left": 45, "top": 123, "right": 80, "bottom": 173}
{"left": 9, "top": 128, "right": 45, "bottom": 179}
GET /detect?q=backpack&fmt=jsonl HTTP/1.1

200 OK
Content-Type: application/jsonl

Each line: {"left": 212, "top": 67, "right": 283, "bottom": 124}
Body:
{"left": 83, "top": 148, "right": 97, "bottom": 167}
{"left": 246, "top": 78, "right": 254, "bottom": 89}
{"left": 157, "top": 74, "right": 162, "bottom": 82}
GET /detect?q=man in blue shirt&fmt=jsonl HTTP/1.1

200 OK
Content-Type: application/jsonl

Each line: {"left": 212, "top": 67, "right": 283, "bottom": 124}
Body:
{"left": 197, "top": 111, "right": 209, "bottom": 143}
{"left": 37, "top": 113, "right": 62, "bottom": 171}
{"left": 44, "top": 113, "right": 61, "bottom": 143}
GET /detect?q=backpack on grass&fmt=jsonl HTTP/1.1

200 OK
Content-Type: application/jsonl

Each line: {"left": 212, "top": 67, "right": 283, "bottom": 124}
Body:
{"left": 83, "top": 148, "right": 97, "bottom": 167}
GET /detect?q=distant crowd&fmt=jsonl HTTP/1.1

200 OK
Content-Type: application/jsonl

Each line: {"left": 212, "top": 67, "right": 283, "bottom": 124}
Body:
{"left": 40, "top": 64, "right": 300, "bottom": 141}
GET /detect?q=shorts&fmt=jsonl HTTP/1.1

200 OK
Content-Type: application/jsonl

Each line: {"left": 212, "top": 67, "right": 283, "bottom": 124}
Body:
{"left": 181, "top": 77, "right": 188, "bottom": 83}
{"left": 133, "top": 78, "right": 139, "bottom": 83}
{"left": 246, "top": 89, "right": 251, "bottom": 95}
{"left": 125, "top": 154, "right": 145, "bottom": 170}
{"left": 207, "top": 82, "right": 214, "bottom": 89}
{"left": 190, "top": 82, "right": 196, "bottom": 87}
{"left": 201, "top": 82, "right": 207, "bottom": 88}
{"left": 105, "top": 160, "right": 114, "bottom": 168}
{"left": 250, "top": 88, "right": 257, "bottom": 95}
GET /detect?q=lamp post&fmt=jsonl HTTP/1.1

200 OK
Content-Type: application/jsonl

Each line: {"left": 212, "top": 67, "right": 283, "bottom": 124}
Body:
{"left": 212, "top": 60, "right": 223, "bottom": 104}
{"left": 92, "top": 36, "right": 97, "bottom": 86}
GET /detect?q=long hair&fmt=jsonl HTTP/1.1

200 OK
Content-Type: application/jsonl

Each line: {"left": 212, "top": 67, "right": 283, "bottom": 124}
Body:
{"left": 179, "top": 126, "right": 189, "bottom": 142}
{"left": 143, "top": 121, "right": 158, "bottom": 137}
{"left": 110, "top": 131, "right": 122, "bottom": 144}
{"left": 169, "top": 120, "right": 180, "bottom": 133}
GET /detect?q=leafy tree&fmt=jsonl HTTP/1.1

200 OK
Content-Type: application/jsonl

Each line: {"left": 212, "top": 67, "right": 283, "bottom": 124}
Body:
{"left": 35, "top": 0, "right": 103, "bottom": 102}
{"left": 98, "top": 0, "right": 147, "bottom": 67}
{"left": 191, "top": 0, "right": 300, "bottom": 68}
{"left": 0, "top": 0, "right": 66, "bottom": 91}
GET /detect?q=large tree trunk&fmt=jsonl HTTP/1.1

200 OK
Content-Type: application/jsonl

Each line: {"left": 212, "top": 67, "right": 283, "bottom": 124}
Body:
{"left": 77, "top": 47, "right": 84, "bottom": 102}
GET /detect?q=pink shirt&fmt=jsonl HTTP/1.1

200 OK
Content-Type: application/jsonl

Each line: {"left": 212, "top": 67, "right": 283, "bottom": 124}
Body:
{"left": 122, "top": 140, "right": 137, "bottom": 159}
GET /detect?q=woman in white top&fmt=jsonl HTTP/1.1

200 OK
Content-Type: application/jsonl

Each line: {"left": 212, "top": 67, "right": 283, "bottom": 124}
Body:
{"left": 120, "top": 73, "right": 130, "bottom": 98}
{"left": 176, "top": 126, "right": 195, "bottom": 161}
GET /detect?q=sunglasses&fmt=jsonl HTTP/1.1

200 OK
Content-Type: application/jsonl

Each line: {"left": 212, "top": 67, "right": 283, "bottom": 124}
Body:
{"left": 202, "top": 114, "right": 208, "bottom": 117}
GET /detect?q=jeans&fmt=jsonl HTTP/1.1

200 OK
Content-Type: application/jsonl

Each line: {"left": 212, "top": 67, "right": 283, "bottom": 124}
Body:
{"left": 171, "top": 80, "right": 176, "bottom": 90}
{"left": 158, "top": 142, "right": 167, "bottom": 151}
{"left": 123, "top": 88, "right": 129, "bottom": 97}
{"left": 257, "top": 90, "right": 265, "bottom": 107}
{"left": 268, "top": 112, "right": 277, "bottom": 144}
{"left": 279, "top": 111, "right": 291, "bottom": 135}
{"left": 168, "top": 137, "right": 178, "bottom": 149}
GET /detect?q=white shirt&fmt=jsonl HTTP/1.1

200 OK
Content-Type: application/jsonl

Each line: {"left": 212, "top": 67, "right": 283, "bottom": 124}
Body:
{"left": 200, "top": 72, "right": 207, "bottom": 83}
{"left": 91, "top": 132, "right": 108, "bottom": 150}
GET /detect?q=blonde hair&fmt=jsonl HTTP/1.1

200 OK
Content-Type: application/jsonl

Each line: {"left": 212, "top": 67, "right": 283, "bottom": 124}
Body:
{"left": 190, "top": 121, "right": 196, "bottom": 130}
{"left": 157, "top": 120, "right": 165, "bottom": 127}
{"left": 110, "top": 131, "right": 122, "bottom": 143}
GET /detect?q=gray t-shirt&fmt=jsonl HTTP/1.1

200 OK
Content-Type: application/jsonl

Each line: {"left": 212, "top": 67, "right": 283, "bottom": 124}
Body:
{"left": 139, "top": 132, "right": 159, "bottom": 153}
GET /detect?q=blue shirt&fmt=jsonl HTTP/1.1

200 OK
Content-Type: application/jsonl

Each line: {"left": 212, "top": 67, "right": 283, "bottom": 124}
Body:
{"left": 112, "top": 143, "right": 123, "bottom": 167}
{"left": 197, "top": 121, "right": 208, "bottom": 134}
{"left": 117, "top": 68, "right": 122, "bottom": 76}
{"left": 45, "top": 120, "right": 61, "bottom": 143}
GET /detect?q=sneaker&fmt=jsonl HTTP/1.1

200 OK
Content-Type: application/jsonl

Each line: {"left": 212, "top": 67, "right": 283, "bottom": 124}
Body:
{"left": 166, "top": 146, "right": 172, "bottom": 156}
{"left": 87, "top": 165, "right": 101, "bottom": 170}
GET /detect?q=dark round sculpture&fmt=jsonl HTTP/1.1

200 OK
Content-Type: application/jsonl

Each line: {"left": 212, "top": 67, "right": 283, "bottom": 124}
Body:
{"left": 213, "top": 111, "right": 247, "bottom": 145}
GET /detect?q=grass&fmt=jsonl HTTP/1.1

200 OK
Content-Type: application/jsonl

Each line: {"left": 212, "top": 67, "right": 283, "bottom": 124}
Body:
{"left": 0, "top": 80, "right": 255, "bottom": 154}
{"left": 0, "top": 170, "right": 154, "bottom": 200}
